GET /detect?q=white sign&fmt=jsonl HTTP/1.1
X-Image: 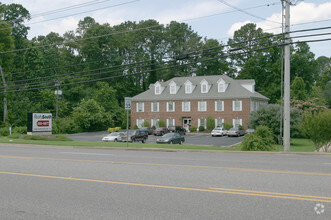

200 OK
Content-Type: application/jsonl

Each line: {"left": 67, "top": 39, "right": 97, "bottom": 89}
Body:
{"left": 125, "top": 97, "right": 132, "bottom": 110}
{"left": 55, "top": 90, "right": 62, "bottom": 95}
{"left": 32, "top": 113, "right": 52, "bottom": 132}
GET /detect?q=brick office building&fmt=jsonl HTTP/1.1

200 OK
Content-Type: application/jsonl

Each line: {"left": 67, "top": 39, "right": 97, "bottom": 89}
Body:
{"left": 131, "top": 75, "right": 269, "bottom": 131}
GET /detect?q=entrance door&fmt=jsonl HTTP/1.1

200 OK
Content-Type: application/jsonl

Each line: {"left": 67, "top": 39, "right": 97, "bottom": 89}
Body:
{"left": 182, "top": 118, "right": 192, "bottom": 132}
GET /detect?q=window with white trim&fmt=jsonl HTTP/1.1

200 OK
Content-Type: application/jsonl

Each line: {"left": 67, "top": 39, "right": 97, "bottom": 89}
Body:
{"left": 215, "top": 101, "right": 224, "bottom": 111}
{"left": 185, "top": 84, "right": 191, "bottom": 94}
{"left": 151, "top": 119, "right": 159, "bottom": 127}
{"left": 232, "top": 100, "right": 242, "bottom": 111}
{"left": 198, "top": 118, "right": 206, "bottom": 129}
{"left": 218, "top": 83, "right": 224, "bottom": 92}
{"left": 182, "top": 101, "right": 190, "bottom": 112}
{"left": 136, "top": 102, "right": 144, "bottom": 112}
{"left": 155, "top": 85, "right": 161, "bottom": 95}
{"left": 201, "top": 83, "right": 208, "bottom": 93}
{"left": 198, "top": 101, "right": 207, "bottom": 112}
{"left": 136, "top": 119, "right": 144, "bottom": 128}
{"left": 170, "top": 85, "right": 176, "bottom": 94}
{"left": 233, "top": 118, "right": 242, "bottom": 128}
{"left": 167, "top": 102, "right": 175, "bottom": 112}
{"left": 151, "top": 102, "right": 159, "bottom": 112}
{"left": 215, "top": 118, "right": 224, "bottom": 128}
{"left": 167, "top": 119, "right": 175, "bottom": 127}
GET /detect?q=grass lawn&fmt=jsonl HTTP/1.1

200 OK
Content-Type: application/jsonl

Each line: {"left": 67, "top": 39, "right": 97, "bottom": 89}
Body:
{"left": 0, "top": 135, "right": 317, "bottom": 152}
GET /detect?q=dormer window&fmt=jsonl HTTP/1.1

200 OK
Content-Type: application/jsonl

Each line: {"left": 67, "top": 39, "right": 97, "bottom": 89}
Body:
{"left": 169, "top": 81, "right": 177, "bottom": 94}
{"left": 184, "top": 80, "right": 193, "bottom": 94}
{"left": 217, "top": 78, "right": 228, "bottom": 93}
{"left": 154, "top": 82, "right": 162, "bottom": 95}
{"left": 200, "top": 79, "right": 209, "bottom": 93}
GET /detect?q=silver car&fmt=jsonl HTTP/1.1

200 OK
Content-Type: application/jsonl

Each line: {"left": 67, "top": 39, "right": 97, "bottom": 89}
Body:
{"left": 102, "top": 132, "right": 124, "bottom": 142}
{"left": 227, "top": 128, "right": 245, "bottom": 137}
{"left": 211, "top": 127, "right": 227, "bottom": 137}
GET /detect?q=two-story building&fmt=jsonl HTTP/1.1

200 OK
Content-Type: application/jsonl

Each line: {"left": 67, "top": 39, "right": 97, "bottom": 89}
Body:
{"left": 131, "top": 74, "right": 269, "bottom": 131}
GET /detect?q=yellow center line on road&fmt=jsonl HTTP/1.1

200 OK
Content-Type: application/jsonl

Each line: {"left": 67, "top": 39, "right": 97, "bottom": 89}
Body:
{"left": 1, "top": 155, "right": 331, "bottom": 176}
{"left": 1, "top": 171, "right": 331, "bottom": 203}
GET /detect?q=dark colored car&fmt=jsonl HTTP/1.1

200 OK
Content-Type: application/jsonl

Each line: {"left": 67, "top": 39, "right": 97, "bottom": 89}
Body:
{"left": 139, "top": 127, "right": 153, "bottom": 135}
{"left": 122, "top": 130, "right": 148, "bottom": 143}
{"left": 153, "top": 127, "right": 169, "bottom": 136}
{"left": 168, "top": 126, "right": 186, "bottom": 135}
{"left": 156, "top": 133, "right": 185, "bottom": 144}
{"left": 227, "top": 127, "right": 245, "bottom": 137}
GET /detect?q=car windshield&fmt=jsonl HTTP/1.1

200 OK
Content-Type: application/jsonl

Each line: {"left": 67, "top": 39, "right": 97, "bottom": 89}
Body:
{"left": 127, "top": 131, "right": 135, "bottom": 135}
{"left": 156, "top": 128, "right": 164, "bottom": 131}
{"left": 162, "top": 133, "right": 174, "bottom": 138}
{"left": 229, "top": 128, "right": 238, "bottom": 131}
{"left": 108, "top": 132, "right": 119, "bottom": 136}
{"left": 213, "top": 128, "right": 221, "bottom": 130}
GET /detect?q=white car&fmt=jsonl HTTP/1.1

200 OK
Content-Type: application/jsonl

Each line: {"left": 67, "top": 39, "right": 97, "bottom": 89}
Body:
{"left": 102, "top": 132, "right": 124, "bottom": 142}
{"left": 211, "top": 127, "right": 227, "bottom": 137}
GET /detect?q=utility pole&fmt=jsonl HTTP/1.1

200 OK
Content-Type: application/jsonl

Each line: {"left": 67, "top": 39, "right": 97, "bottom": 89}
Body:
{"left": 283, "top": 0, "right": 291, "bottom": 152}
{"left": 0, "top": 66, "right": 7, "bottom": 123}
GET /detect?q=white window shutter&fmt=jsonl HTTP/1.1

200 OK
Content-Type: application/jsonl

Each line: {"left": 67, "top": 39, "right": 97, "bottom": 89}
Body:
{"left": 222, "top": 101, "right": 224, "bottom": 111}
{"left": 142, "top": 103, "right": 144, "bottom": 112}
{"left": 232, "top": 101, "right": 235, "bottom": 111}
{"left": 240, "top": 101, "right": 242, "bottom": 111}
{"left": 136, "top": 103, "right": 139, "bottom": 112}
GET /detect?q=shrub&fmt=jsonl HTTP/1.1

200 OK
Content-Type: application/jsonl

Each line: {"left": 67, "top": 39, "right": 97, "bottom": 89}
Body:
{"left": 223, "top": 122, "right": 233, "bottom": 130}
{"left": 158, "top": 120, "right": 166, "bottom": 127}
{"left": 206, "top": 116, "right": 215, "bottom": 131}
{"left": 198, "top": 126, "right": 205, "bottom": 132}
{"left": 53, "top": 117, "right": 80, "bottom": 134}
{"left": 142, "top": 121, "right": 149, "bottom": 127}
{"left": 300, "top": 110, "right": 331, "bottom": 150}
{"left": 22, "top": 135, "right": 72, "bottom": 141}
{"left": 190, "top": 126, "right": 197, "bottom": 132}
{"left": 133, "top": 125, "right": 138, "bottom": 129}
{"left": 13, "top": 126, "right": 27, "bottom": 134}
{"left": 241, "top": 126, "right": 275, "bottom": 151}
{"left": 0, "top": 127, "right": 9, "bottom": 136}
{"left": 152, "top": 125, "right": 156, "bottom": 130}
{"left": 108, "top": 127, "right": 122, "bottom": 133}
{"left": 8, "top": 133, "right": 20, "bottom": 139}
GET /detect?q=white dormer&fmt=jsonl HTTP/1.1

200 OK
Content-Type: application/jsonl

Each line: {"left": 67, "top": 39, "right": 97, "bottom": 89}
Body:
{"left": 169, "top": 81, "right": 178, "bottom": 94}
{"left": 184, "top": 80, "right": 193, "bottom": 94}
{"left": 241, "top": 81, "right": 255, "bottom": 93}
{"left": 217, "top": 78, "right": 228, "bottom": 93}
{"left": 200, "top": 79, "right": 210, "bottom": 93}
{"left": 154, "top": 81, "right": 164, "bottom": 95}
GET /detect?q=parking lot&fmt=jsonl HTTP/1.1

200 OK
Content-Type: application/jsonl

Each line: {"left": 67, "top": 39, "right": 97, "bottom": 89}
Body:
{"left": 67, "top": 131, "right": 244, "bottom": 147}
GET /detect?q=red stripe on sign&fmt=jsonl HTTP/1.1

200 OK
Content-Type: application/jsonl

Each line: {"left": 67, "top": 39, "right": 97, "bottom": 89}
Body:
{"left": 37, "top": 120, "right": 49, "bottom": 127}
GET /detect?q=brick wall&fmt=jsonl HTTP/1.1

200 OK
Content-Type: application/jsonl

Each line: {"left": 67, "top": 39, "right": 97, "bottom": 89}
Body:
{"left": 131, "top": 98, "right": 253, "bottom": 129}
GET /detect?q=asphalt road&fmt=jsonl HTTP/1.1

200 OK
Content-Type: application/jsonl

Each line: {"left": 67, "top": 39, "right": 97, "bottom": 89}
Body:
{"left": 0, "top": 144, "right": 330, "bottom": 219}
{"left": 66, "top": 131, "right": 244, "bottom": 147}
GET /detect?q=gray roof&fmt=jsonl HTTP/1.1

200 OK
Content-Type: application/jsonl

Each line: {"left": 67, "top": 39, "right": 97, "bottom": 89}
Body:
{"left": 132, "top": 74, "right": 269, "bottom": 101}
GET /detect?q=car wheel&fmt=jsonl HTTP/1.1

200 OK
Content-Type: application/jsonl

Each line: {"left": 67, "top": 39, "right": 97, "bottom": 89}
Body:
{"left": 132, "top": 138, "right": 135, "bottom": 143}
{"left": 114, "top": 139, "right": 117, "bottom": 142}
{"left": 170, "top": 141, "right": 173, "bottom": 144}
{"left": 179, "top": 140, "right": 183, "bottom": 145}
{"left": 142, "top": 138, "right": 146, "bottom": 143}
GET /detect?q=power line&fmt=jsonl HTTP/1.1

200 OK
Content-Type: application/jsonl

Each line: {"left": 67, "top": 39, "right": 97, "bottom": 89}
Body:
{"left": 216, "top": 0, "right": 280, "bottom": 24}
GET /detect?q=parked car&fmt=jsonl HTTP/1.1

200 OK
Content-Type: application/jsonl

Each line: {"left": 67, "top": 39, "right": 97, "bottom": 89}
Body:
{"left": 211, "top": 127, "right": 227, "bottom": 137}
{"left": 121, "top": 130, "right": 148, "bottom": 143}
{"left": 139, "top": 127, "right": 153, "bottom": 135}
{"left": 156, "top": 133, "right": 185, "bottom": 144}
{"left": 227, "top": 127, "right": 245, "bottom": 137}
{"left": 245, "top": 128, "right": 255, "bottom": 134}
{"left": 153, "top": 127, "right": 169, "bottom": 136}
{"left": 168, "top": 126, "right": 186, "bottom": 135}
{"left": 102, "top": 132, "right": 125, "bottom": 142}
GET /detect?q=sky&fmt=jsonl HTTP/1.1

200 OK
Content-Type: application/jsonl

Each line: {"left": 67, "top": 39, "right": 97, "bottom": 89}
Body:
{"left": 2, "top": 0, "right": 331, "bottom": 58}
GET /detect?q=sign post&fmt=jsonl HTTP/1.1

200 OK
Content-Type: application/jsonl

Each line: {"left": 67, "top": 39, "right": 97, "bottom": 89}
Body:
{"left": 124, "top": 97, "right": 132, "bottom": 148}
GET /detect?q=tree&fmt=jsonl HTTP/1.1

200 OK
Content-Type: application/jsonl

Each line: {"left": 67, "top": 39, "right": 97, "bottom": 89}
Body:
{"left": 300, "top": 110, "right": 331, "bottom": 151}
{"left": 72, "top": 99, "right": 112, "bottom": 131}
{"left": 248, "top": 104, "right": 301, "bottom": 138}
{"left": 206, "top": 116, "right": 215, "bottom": 131}
{"left": 291, "top": 76, "right": 307, "bottom": 100}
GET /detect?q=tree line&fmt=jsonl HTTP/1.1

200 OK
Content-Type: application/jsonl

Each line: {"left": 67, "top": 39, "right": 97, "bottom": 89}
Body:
{"left": 0, "top": 2, "right": 330, "bottom": 133}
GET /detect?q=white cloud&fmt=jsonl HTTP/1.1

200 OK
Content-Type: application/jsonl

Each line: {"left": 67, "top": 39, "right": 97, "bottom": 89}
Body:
{"left": 227, "top": 2, "right": 331, "bottom": 36}
{"left": 44, "top": 17, "right": 79, "bottom": 36}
